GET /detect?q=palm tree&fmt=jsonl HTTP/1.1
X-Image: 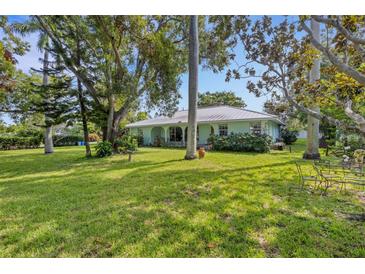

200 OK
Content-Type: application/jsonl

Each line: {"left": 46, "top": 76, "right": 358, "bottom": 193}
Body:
{"left": 185, "top": 15, "right": 199, "bottom": 160}
{"left": 303, "top": 18, "right": 320, "bottom": 159}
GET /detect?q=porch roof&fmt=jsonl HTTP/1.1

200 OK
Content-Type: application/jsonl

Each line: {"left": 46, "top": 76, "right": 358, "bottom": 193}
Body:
{"left": 126, "top": 105, "right": 282, "bottom": 128}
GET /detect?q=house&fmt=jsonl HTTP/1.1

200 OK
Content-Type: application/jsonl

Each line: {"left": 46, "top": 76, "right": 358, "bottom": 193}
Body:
{"left": 126, "top": 105, "right": 282, "bottom": 147}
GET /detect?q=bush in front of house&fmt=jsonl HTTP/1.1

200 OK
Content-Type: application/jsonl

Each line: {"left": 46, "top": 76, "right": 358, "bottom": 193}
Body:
{"left": 95, "top": 141, "right": 113, "bottom": 157}
{"left": 280, "top": 127, "right": 298, "bottom": 145}
{"left": 116, "top": 135, "right": 138, "bottom": 153}
{"left": 0, "top": 136, "right": 41, "bottom": 150}
{"left": 208, "top": 133, "right": 272, "bottom": 153}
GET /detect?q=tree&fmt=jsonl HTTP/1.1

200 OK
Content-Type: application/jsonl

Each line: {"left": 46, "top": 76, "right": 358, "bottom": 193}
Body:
{"left": 75, "top": 34, "right": 91, "bottom": 157}
{"left": 303, "top": 18, "right": 320, "bottom": 159}
{"left": 299, "top": 16, "right": 365, "bottom": 134}
{"left": 35, "top": 16, "right": 187, "bottom": 151}
{"left": 198, "top": 91, "right": 246, "bottom": 108}
{"left": 41, "top": 39, "right": 54, "bottom": 154}
{"left": 210, "top": 16, "right": 365, "bottom": 140}
{"left": 185, "top": 16, "right": 199, "bottom": 160}
{"left": 10, "top": 17, "right": 59, "bottom": 154}
{"left": 0, "top": 16, "right": 29, "bottom": 93}
{"left": 0, "top": 66, "right": 77, "bottom": 149}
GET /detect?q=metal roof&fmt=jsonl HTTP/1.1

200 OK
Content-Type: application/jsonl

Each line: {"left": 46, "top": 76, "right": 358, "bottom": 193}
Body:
{"left": 126, "top": 105, "right": 282, "bottom": 128}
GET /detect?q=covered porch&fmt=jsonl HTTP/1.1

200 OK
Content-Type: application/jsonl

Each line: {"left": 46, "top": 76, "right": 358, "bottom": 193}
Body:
{"left": 148, "top": 124, "right": 214, "bottom": 147}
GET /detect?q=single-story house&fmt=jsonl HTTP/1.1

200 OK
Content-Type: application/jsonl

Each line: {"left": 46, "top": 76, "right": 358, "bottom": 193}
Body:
{"left": 126, "top": 105, "right": 282, "bottom": 147}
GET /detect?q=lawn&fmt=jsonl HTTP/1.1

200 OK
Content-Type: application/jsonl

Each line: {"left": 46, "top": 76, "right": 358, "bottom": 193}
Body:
{"left": 0, "top": 140, "right": 364, "bottom": 257}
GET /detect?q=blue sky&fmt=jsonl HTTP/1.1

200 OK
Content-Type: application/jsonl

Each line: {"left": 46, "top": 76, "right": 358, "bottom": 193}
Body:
{"left": 3, "top": 15, "right": 287, "bottom": 123}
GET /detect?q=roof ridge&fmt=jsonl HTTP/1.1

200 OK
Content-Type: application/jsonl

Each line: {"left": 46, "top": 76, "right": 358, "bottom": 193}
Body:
{"left": 223, "top": 105, "right": 278, "bottom": 118}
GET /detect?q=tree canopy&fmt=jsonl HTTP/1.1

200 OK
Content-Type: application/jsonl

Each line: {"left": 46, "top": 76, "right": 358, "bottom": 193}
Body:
{"left": 209, "top": 15, "right": 365, "bottom": 136}
{"left": 198, "top": 91, "right": 246, "bottom": 108}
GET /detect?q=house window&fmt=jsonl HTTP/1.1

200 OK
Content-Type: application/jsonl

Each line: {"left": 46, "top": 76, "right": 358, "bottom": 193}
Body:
{"left": 250, "top": 122, "right": 262, "bottom": 135}
{"left": 219, "top": 124, "right": 228, "bottom": 136}
{"left": 169, "top": 127, "right": 182, "bottom": 142}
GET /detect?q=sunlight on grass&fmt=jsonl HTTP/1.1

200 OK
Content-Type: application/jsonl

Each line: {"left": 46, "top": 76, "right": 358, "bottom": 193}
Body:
{"left": 0, "top": 140, "right": 364, "bottom": 257}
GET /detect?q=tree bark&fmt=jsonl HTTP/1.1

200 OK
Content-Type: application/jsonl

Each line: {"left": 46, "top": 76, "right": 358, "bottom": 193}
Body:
{"left": 77, "top": 79, "right": 91, "bottom": 157}
{"left": 76, "top": 39, "right": 91, "bottom": 158}
{"left": 44, "top": 125, "right": 53, "bottom": 154}
{"left": 43, "top": 44, "right": 54, "bottom": 154}
{"left": 185, "top": 15, "right": 199, "bottom": 160}
{"left": 303, "top": 18, "right": 320, "bottom": 160}
{"left": 106, "top": 94, "right": 115, "bottom": 145}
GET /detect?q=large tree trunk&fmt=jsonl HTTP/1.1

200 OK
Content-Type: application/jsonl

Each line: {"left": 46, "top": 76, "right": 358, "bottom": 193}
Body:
{"left": 77, "top": 79, "right": 91, "bottom": 157}
{"left": 44, "top": 126, "right": 53, "bottom": 154}
{"left": 110, "top": 108, "right": 129, "bottom": 153}
{"left": 185, "top": 15, "right": 199, "bottom": 160}
{"left": 76, "top": 39, "right": 91, "bottom": 158}
{"left": 43, "top": 44, "right": 54, "bottom": 154}
{"left": 106, "top": 94, "right": 115, "bottom": 143}
{"left": 303, "top": 18, "right": 321, "bottom": 160}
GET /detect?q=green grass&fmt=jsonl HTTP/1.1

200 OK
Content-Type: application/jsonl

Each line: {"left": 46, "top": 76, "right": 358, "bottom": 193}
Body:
{"left": 0, "top": 140, "right": 364, "bottom": 257}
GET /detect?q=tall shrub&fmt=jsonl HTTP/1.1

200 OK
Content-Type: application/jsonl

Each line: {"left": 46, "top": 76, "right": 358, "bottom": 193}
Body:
{"left": 208, "top": 133, "right": 272, "bottom": 153}
{"left": 280, "top": 127, "right": 298, "bottom": 145}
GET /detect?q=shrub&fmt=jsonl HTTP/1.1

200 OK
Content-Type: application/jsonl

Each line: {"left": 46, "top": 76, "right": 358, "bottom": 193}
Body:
{"left": 53, "top": 135, "right": 83, "bottom": 146}
{"left": 116, "top": 135, "right": 138, "bottom": 153}
{"left": 208, "top": 133, "right": 272, "bottom": 153}
{"left": 95, "top": 141, "right": 113, "bottom": 157}
{"left": 280, "top": 128, "right": 298, "bottom": 145}
{"left": 88, "top": 133, "right": 101, "bottom": 142}
{"left": 0, "top": 136, "right": 41, "bottom": 150}
{"left": 330, "top": 135, "right": 365, "bottom": 157}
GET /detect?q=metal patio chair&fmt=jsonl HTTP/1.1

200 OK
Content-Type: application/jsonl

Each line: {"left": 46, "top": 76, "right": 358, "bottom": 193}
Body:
{"left": 295, "top": 162, "right": 318, "bottom": 189}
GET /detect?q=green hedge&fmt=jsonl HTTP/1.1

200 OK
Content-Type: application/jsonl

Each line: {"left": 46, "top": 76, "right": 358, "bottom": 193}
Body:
{"left": 0, "top": 136, "right": 41, "bottom": 150}
{"left": 208, "top": 133, "right": 272, "bottom": 153}
{"left": 53, "top": 135, "right": 83, "bottom": 147}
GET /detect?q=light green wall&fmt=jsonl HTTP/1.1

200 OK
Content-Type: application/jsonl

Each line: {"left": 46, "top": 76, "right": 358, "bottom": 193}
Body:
{"left": 129, "top": 119, "right": 280, "bottom": 146}
{"left": 198, "top": 124, "right": 212, "bottom": 145}
{"left": 227, "top": 121, "right": 251, "bottom": 134}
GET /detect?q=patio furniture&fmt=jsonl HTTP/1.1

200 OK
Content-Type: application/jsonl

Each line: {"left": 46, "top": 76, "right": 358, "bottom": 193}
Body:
{"left": 313, "top": 160, "right": 365, "bottom": 193}
{"left": 295, "top": 162, "right": 318, "bottom": 189}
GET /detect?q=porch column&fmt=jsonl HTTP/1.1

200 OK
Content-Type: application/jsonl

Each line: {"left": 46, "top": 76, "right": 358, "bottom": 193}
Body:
{"left": 211, "top": 124, "right": 219, "bottom": 135}
{"left": 149, "top": 128, "right": 153, "bottom": 145}
{"left": 181, "top": 125, "right": 187, "bottom": 146}
{"left": 163, "top": 126, "right": 169, "bottom": 144}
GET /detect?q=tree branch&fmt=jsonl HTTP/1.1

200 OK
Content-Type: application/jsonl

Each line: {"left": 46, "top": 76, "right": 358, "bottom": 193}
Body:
{"left": 301, "top": 20, "right": 365, "bottom": 86}
{"left": 34, "top": 16, "right": 102, "bottom": 107}
{"left": 312, "top": 16, "right": 365, "bottom": 45}
{"left": 344, "top": 100, "right": 365, "bottom": 131}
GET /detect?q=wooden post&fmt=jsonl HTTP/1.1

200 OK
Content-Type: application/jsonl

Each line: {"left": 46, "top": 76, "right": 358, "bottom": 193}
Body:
{"left": 128, "top": 153, "right": 132, "bottom": 162}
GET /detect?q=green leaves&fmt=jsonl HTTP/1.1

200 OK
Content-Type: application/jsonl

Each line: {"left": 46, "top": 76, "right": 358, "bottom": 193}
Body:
{"left": 198, "top": 91, "right": 246, "bottom": 108}
{"left": 95, "top": 141, "right": 113, "bottom": 157}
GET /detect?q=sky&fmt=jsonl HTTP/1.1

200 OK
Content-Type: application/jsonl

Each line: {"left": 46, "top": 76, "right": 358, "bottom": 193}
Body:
{"left": 2, "top": 15, "right": 284, "bottom": 124}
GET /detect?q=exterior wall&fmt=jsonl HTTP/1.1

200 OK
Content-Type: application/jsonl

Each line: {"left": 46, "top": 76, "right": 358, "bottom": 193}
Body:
{"left": 151, "top": 127, "right": 164, "bottom": 144}
{"left": 266, "top": 120, "right": 280, "bottom": 141}
{"left": 129, "top": 119, "right": 281, "bottom": 146}
{"left": 227, "top": 121, "right": 251, "bottom": 134}
{"left": 142, "top": 127, "right": 152, "bottom": 145}
{"left": 198, "top": 124, "right": 212, "bottom": 145}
